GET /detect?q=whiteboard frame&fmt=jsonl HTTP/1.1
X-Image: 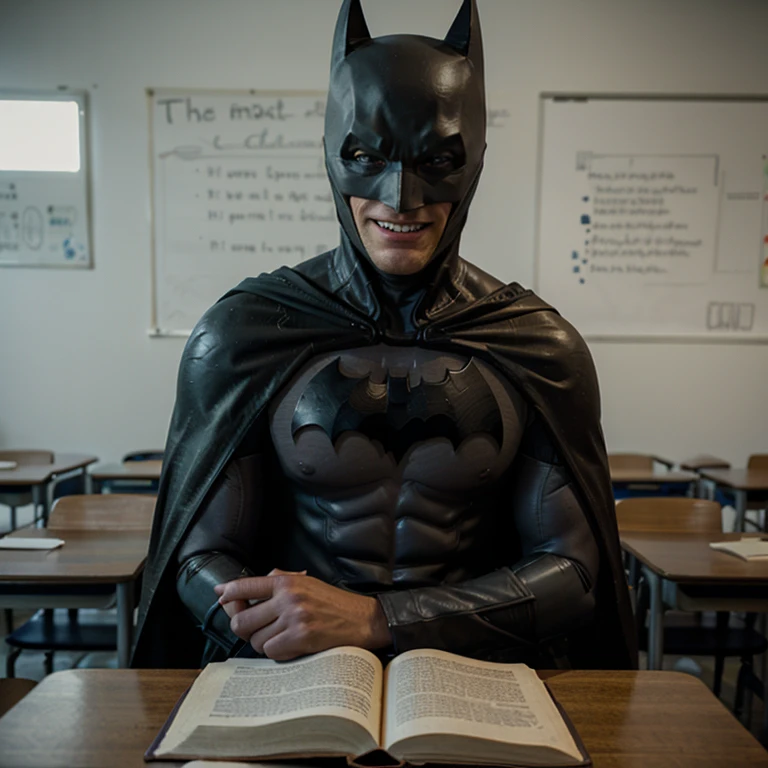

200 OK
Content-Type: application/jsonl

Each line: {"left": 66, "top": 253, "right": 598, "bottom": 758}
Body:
{"left": 146, "top": 86, "right": 329, "bottom": 337}
{"left": 0, "top": 88, "right": 93, "bottom": 269}
{"left": 534, "top": 92, "right": 768, "bottom": 344}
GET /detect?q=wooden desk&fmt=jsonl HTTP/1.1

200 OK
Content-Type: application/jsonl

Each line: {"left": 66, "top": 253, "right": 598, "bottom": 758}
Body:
{"left": 0, "top": 453, "right": 98, "bottom": 524}
{"left": 610, "top": 467, "right": 698, "bottom": 495}
{"left": 621, "top": 530, "right": 768, "bottom": 741}
{"left": 88, "top": 461, "right": 163, "bottom": 493}
{"left": 620, "top": 530, "right": 768, "bottom": 658}
{"left": 681, "top": 454, "right": 731, "bottom": 472}
{"left": 699, "top": 468, "right": 768, "bottom": 531}
{"left": 0, "top": 669, "right": 765, "bottom": 767}
{"left": 0, "top": 528, "right": 149, "bottom": 667}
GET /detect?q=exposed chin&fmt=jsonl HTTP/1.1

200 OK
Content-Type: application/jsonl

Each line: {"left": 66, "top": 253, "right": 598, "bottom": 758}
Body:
{"left": 367, "top": 248, "right": 433, "bottom": 276}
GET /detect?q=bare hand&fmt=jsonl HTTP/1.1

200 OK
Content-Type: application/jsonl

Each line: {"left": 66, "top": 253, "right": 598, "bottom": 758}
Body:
{"left": 214, "top": 570, "right": 390, "bottom": 660}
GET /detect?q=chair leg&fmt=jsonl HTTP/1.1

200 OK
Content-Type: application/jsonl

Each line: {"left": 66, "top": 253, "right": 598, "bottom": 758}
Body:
{"left": 9, "top": 505, "right": 17, "bottom": 531}
{"left": 44, "top": 650, "right": 54, "bottom": 676}
{"left": 6, "top": 646, "right": 22, "bottom": 678}
{"left": 713, "top": 654, "right": 725, "bottom": 698}
{"left": 712, "top": 611, "right": 730, "bottom": 698}
{"left": 734, "top": 659, "right": 750, "bottom": 720}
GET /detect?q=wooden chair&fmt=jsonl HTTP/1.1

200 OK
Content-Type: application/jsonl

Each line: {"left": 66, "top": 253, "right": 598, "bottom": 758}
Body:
{"left": 748, "top": 454, "right": 768, "bottom": 470}
{"left": 46, "top": 493, "right": 156, "bottom": 531}
{"left": 5, "top": 494, "right": 155, "bottom": 677}
{"left": 616, "top": 496, "right": 722, "bottom": 533}
{"left": 616, "top": 497, "right": 767, "bottom": 708}
{"left": 0, "top": 450, "right": 54, "bottom": 531}
{"left": 744, "top": 454, "right": 768, "bottom": 527}
{"left": 609, "top": 453, "right": 655, "bottom": 471}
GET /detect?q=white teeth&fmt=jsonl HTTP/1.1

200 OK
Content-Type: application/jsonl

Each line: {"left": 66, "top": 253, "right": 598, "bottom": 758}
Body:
{"left": 376, "top": 221, "right": 427, "bottom": 233}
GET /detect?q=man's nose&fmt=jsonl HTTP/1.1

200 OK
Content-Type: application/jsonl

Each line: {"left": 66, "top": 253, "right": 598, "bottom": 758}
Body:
{"left": 377, "top": 164, "right": 425, "bottom": 213}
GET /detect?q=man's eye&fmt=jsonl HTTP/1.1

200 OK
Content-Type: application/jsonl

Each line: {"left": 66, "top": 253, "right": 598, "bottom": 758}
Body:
{"left": 352, "top": 151, "right": 385, "bottom": 168}
{"left": 421, "top": 153, "right": 456, "bottom": 170}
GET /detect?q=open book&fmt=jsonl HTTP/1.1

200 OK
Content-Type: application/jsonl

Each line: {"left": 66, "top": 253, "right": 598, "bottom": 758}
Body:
{"left": 147, "top": 646, "right": 589, "bottom": 767}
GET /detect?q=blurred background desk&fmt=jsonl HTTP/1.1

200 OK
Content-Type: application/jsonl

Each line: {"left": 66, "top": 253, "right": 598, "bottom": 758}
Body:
{"left": 0, "top": 453, "right": 98, "bottom": 529}
{"left": 0, "top": 524, "right": 150, "bottom": 667}
{"left": 699, "top": 468, "right": 768, "bottom": 531}
{"left": 88, "top": 460, "right": 163, "bottom": 495}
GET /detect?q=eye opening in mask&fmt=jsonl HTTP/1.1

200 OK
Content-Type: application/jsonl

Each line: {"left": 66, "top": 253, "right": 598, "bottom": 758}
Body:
{"left": 416, "top": 135, "right": 466, "bottom": 178}
{"left": 340, "top": 135, "right": 387, "bottom": 174}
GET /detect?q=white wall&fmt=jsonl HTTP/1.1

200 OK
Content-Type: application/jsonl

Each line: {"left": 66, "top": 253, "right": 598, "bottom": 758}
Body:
{"left": 1, "top": 0, "right": 766, "bottom": 464}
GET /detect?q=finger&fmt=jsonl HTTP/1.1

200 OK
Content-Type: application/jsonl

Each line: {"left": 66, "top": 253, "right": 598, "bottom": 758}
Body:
{"left": 221, "top": 598, "right": 248, "bottom": 620}
{"left": 268, "top": 568, "right": 307, "bottom": 577}
{"left": 262, "top": 628, "right": 308, "bottom": 661}
{"left": 216, "top": 576, "right": 275, "bottom": 605}
{"left": 229, "top": 598, "right": 282, "bottom": 640}
{"left": 248, "top": 616, "right": 286, "bottom": 655}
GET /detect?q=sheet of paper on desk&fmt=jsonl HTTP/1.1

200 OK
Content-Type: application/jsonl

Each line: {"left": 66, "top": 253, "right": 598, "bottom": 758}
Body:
{"left": 0, "top": 537, "right": 65, "bottom": 550}
{"left": 0, "top": 461, "right": 18, "bottom": 470}
{"left": 183, "top": 763, "right": 311, "bottom": 768}
{"left": 709, "top": 539, "right": 768, "bottom": 560}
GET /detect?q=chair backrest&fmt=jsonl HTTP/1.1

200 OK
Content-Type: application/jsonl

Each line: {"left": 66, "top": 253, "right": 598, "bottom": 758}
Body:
{"left": 615, "top": 497, "right": 723, "bottom": 534}
{"left": 47, "top": 494, "right": 156, "bottom": 531}
{"left": 608, "top": 453, "right": 654, "bottom": 471}
{"left": 122, "top": 450, "right": 164, "bottom": 462}
{"left": 747, "top": 454, "right": 768, "bottom": 470}
{"left": 0, "top": 450, "right": 54, "bottom": 466}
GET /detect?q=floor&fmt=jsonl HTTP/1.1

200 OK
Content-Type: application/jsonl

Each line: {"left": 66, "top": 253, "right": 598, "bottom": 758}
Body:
{"left": 1, "top": 505, "right": 766, "bottom": 748}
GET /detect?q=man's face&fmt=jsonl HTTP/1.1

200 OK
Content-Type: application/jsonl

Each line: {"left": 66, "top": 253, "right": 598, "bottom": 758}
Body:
{"left": 350, "top": 195, "right": 451, "bottom": 276}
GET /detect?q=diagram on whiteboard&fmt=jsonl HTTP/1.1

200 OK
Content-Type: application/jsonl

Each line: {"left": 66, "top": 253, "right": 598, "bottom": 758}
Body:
{"left": 537, "top": 97, "right": 768, "bottom": 339}
{"left": 570, "top": 153, "right": 718, "bottom": 286}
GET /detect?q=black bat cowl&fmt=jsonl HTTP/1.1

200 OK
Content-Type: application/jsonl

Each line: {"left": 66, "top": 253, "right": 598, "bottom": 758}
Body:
{"left": 322, "top": 0, "right": 486, "bottom": 336}
{"left": 131, "top": 0, "right": 637, "bottom": 670}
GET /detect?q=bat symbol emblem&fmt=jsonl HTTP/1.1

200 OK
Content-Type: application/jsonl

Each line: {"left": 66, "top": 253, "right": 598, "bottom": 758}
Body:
{"left": 291, "top": 357, "right": 503, "bottom": 461}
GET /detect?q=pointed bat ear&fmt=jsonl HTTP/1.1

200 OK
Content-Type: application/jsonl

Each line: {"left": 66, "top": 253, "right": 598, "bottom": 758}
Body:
{"left": 331, "top": 0, "right": 372, "bottom": 71}
{"left": 444, "top": 0, "right": 483, "bottom": 67}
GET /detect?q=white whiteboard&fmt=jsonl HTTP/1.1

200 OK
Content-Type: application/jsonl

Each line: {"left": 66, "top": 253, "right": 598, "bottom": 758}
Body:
{"left": 536, "top": 95, "right": 768, "bottom": 341}
{"left": 149, "top": 88, "right": 337, "bottom": 335}
{"left": 0, "top": 90, "right": 91, "bottom": 268}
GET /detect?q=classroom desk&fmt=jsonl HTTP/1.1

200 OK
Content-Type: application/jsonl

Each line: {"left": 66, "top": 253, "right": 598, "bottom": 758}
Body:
{"left": 610, "top": 467, "right": 698, "bottom": 496}
{"left": 0, "top": 527, "right": 150, "bottom": 667}
{"left": 620, "top": 531, "right": 768, "bottom": 671}
{"left": 0, "top": 669, "right": 765, "bottom": 767}
{"left": 699, "top": 468, "right": 768, "bottom": 531}
{"left": 87, "top": 461, "right": 163, "bottom": 493}
{"left": 0, "top": 453, "right": 98, "bottom": 525}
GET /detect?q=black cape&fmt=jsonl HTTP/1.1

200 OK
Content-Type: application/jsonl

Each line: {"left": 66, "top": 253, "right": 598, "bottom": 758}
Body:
{"left": 132, "top": 249, "right": 637, "bottom": 669}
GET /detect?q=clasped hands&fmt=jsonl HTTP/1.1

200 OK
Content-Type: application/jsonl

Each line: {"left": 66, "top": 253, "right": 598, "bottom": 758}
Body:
{"left": 214, "top": 569, "right": 391, "bottom": 661}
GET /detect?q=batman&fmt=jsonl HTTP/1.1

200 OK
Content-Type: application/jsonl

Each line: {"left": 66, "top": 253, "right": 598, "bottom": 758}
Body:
{"left": 132, "top": 0, "right": 637, "bottom": 669}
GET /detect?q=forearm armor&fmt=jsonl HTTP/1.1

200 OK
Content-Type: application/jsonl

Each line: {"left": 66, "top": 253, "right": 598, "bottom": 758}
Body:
{"left": 176, "top": 453, "right": 262, "bottom": 653}
{"left": 377, "top": 453, "right": 599, "bottom": 660}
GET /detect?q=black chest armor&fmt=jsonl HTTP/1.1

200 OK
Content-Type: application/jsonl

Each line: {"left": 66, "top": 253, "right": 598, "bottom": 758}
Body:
{"left": 268, "top": 345, "right": 527, "bottom": 591}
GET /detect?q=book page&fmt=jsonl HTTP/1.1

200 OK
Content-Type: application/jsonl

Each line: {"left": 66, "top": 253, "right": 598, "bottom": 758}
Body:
{"left": 157, "top": 646, "right": 382, "bottom": 756}
{"left": 383, "top": 649, "right": 580, "bottom": 760}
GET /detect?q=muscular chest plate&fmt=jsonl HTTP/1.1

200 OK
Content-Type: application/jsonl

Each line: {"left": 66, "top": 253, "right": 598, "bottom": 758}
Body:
{"left": 268, "top": 345, "right": 527, "bottom": 588}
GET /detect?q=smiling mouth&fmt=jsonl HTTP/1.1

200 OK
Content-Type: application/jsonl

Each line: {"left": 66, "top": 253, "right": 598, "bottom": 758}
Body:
{"left": 374, "top": 220, "right": 429, "bottom": 233}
